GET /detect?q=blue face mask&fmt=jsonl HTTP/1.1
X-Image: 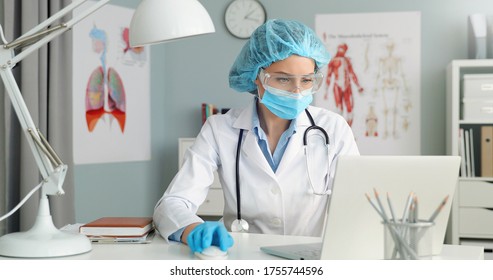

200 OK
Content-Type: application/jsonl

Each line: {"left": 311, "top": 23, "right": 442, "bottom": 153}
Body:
{"left": 260, "top": 86, "right": 313, "bottom": 120}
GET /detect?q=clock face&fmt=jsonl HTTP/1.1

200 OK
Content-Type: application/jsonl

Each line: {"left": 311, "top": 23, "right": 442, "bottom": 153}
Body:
{"left": 225, "top": 0, "right": 266, "bottom": 39}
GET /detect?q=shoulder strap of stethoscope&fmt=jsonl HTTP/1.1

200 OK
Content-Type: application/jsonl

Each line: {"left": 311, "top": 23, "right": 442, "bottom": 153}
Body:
{"left": 235, "top": 129, "right": 244, "bottom": 220}
{"left": 304, "top": 109, "right": 329, "bottom": 145}
{"left": 305, "top": 108, "right": 315, "bottom": 126}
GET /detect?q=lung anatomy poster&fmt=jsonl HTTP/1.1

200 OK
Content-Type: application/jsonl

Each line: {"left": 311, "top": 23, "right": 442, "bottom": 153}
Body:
{"left": 72, "top": 2, "right": 150, "bottom": 164}
{"left": 315, "top": 12, "right": 421, "bottom": 155}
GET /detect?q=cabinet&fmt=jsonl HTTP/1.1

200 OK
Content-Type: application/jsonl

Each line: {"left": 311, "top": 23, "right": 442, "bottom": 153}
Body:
{"left": 446, "top": 59, "right": 493, "bottom": 245}
{"left": 178, "top": 138, "right": 224, "bottom": 217}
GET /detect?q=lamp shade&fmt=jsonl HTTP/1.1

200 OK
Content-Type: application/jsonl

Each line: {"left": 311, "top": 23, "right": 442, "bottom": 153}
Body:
{"left": 129, "top": 0, "right": 215, "bottom": 47}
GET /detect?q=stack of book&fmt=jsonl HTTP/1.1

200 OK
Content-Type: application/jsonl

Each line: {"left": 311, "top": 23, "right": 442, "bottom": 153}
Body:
{"left": 202, "top": 103, "right": 219, "bottom": 124}
{"left": 79, "top": 217, "right": 154, "bottom": 243}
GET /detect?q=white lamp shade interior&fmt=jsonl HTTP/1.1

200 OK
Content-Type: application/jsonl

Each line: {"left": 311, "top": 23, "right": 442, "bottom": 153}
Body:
{"left": 129, "top": 0, "right": 215, "bottom": 47}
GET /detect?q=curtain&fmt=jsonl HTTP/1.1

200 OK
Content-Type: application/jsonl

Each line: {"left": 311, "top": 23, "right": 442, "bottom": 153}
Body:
{"left": 0, "top": 0, "right": 75, "bottom": 235}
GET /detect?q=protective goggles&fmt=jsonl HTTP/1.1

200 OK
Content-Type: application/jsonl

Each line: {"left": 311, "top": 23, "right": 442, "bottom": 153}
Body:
{"left": 259, "top": 69, "right": 324, "bottom": 96}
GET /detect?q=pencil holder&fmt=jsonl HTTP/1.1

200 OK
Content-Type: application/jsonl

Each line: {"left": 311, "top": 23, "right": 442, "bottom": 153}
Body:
{"left": 383, "top": 220, "right": 434, "bottom": 260}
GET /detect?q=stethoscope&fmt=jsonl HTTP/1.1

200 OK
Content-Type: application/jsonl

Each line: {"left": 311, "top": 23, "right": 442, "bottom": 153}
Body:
{"left": 231, "top": 109, "right": 330, "bottom": 232}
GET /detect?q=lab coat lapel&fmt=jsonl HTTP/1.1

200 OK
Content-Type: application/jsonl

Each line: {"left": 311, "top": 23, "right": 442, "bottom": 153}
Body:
{"left": 242, "top": 130, "right": 276, "bottom": 179}
{"left": 233, "top": 99, "right": 276, "bottom": 180}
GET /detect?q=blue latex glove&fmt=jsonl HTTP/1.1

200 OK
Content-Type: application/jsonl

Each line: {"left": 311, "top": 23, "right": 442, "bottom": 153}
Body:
{"left": 187, "top": 221, "right": 234, "bottom": 253}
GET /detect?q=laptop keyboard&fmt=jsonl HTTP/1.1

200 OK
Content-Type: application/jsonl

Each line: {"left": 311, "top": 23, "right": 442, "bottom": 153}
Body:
{"left": 293, "top": 248, "right": 321, "bottom": 259}
{"left": 287, "top": 243, "right": 322, "bottom": 259}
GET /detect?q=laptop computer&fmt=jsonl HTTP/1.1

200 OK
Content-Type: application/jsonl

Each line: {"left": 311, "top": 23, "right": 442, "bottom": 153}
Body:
{"left": 260, "top": 155, "right": 461, "bottom": 260}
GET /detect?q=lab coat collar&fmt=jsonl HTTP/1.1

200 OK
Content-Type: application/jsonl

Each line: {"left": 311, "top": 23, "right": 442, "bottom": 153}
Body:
{"left": 298, "top": 106, "right": 314, "bottom": 128}
{"left": 232, "top": 99, "right": 256, "bottom": 131}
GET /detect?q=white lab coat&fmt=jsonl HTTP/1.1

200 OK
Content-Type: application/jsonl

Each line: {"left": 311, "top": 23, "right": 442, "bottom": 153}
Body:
{"left": 153, "top": 99, "right": 359, "bottom": 241}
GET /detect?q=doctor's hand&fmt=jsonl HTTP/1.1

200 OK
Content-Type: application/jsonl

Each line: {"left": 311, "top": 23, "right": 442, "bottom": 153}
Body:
{"left": 184, "top": 221, "right": 234, "bottom": 253}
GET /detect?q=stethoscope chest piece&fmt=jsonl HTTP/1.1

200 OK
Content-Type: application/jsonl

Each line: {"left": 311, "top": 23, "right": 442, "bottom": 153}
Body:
{"left": 231, "top": 219, "right": 249, "bottom": 232}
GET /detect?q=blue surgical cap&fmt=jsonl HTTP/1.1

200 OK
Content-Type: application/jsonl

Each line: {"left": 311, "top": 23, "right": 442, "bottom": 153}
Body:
{"left": 229, "top": 19, "right": 331, "bottom": 94}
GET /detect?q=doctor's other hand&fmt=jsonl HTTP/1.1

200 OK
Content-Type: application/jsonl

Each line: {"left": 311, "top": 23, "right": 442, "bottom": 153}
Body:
{"left": 185, "top": 221, "right": 234, "bottom": 253}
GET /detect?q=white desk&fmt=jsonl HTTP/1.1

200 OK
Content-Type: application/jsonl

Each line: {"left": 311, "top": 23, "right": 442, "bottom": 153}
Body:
{"left": 52, "top": 232, "right": 483, "bottom": 260}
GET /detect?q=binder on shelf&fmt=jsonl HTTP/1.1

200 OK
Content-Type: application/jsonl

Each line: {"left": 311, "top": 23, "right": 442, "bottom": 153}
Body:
{"left": 481, "top": 126, "right": 493, "bottom": 177}
{"left": 470, "top": 128, "right": 476, "bottom": 177}
{"left": 465, "top": 129, "right": 472, "bottom": 177}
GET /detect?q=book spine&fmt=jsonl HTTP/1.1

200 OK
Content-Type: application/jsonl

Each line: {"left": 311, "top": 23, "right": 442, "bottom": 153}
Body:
{"left": 201, "top": 103, "right": 206, "bottom": 124}
{"left": 459, "top": 128, "right": 466, "bottom": 177}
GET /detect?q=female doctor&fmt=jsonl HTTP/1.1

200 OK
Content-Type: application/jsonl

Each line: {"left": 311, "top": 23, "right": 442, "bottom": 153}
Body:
{"left": 153, "top": 19, "right": 360, "bottom": 253}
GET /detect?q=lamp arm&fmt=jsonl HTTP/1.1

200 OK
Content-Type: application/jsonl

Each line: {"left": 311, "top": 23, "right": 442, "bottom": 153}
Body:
{"left": 13, "top": 0, "right": 87, "bottom": 42}
{"left": 0, "top": 66, "right": 66, "bottom": 196}
{"left": 8, "top": 0, "right": 110, "bottom": 66}
{"left": 5, "top": 23, "right": 68, "bottom": 50}
{"left": 0, "top": 0, "right": 109, "bottom": 196}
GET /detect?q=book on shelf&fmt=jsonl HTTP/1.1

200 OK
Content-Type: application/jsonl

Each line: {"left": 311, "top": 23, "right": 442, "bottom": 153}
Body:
{"left": 79, "top": 217, "right": 153, "bottom": 237}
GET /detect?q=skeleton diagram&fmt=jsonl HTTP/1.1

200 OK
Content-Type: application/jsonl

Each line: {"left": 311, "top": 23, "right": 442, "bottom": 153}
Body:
{"left": 374, "top": 41, "right": 410, "bottom": 139}
{"left": 324, "top": 43, "right": 364, "bottom": 127}
{"left": 365, "top": 104, "right": 378, "bottom": 137}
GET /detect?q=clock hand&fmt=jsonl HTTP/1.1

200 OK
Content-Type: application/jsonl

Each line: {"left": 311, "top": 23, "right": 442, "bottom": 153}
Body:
{"left": 244, "top": 10, "right": 256, "bottom": 19}
{"left": 245, "top": 16, "right": 261, "bottom": 23}
{"left": 245, "top": 11, "right": 262, "bottom": 22}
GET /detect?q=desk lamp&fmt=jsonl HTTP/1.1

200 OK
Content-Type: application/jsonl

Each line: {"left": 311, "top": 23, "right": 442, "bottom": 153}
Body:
{"left": 0, "top": 0, "right": 214, "bottom": 258}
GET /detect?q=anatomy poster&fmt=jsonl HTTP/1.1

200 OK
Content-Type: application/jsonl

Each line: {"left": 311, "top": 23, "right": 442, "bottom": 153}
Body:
{"left": 315, "top": 12, "right": 420, "bottom": 155}
{"left": 72, "top": 2, "right": 150, "bottom": 164}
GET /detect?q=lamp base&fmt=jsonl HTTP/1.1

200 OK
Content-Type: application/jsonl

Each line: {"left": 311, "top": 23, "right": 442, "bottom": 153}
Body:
{"left": 0, "top": 229, "right": 91, "bottom": 258}
{"left": 0, "top": 195, "right": 92, "bottom": 258}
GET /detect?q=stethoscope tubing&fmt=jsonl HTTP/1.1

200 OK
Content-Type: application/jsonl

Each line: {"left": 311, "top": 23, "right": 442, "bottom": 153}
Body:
{"left": 303, "top": 109, "right": 329, "bottom": 145}
{"left": 235, "top": 128, "right": 244, "bottom": 221}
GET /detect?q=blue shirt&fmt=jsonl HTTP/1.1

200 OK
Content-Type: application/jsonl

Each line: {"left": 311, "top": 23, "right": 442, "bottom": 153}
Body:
{"left": 168, "top": 106, "right": 297, "bottom": 241}
{"left": 252, "top": 109, "right": 297, "bottom": 173}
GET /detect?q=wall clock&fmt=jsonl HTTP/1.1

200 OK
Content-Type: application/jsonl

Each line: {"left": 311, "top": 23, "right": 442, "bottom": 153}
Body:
{"left": 225, "top": 0, "right": 266, "bottom": 39}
